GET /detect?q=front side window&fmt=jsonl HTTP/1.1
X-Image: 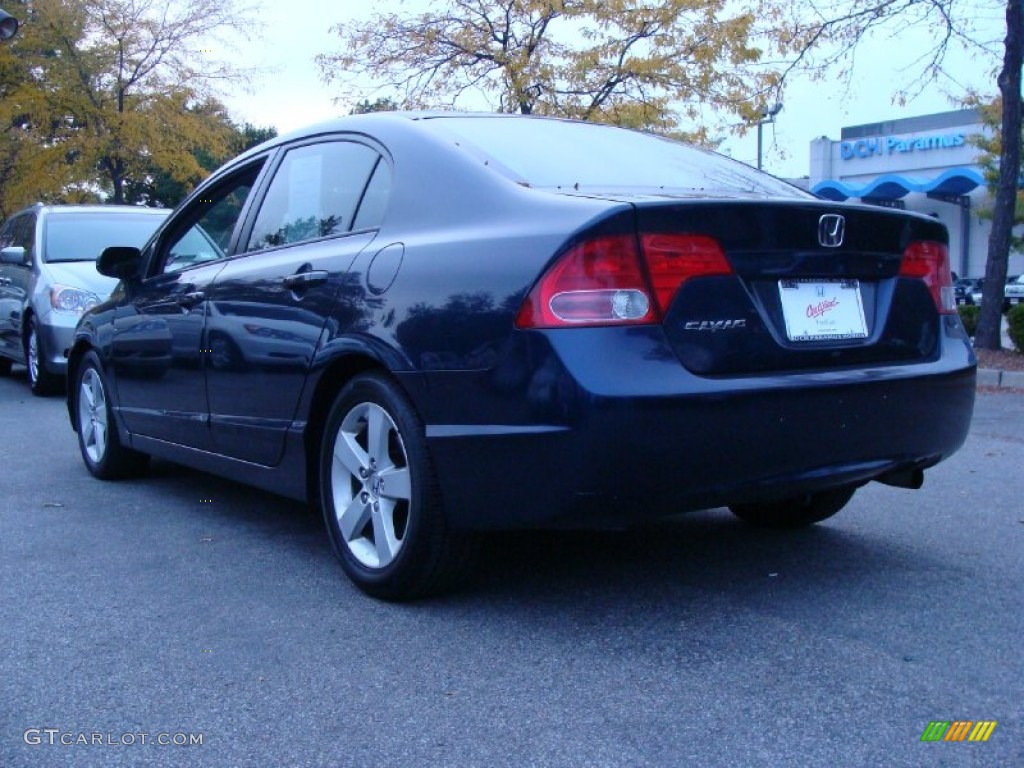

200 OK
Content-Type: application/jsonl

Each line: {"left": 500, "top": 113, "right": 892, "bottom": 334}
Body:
{"left": 14, "top": 214, "right": 37, "bottom": 261}
{"left": 0, "top": 215, "right": 20, "bottom": 249}
{"left": 160, "top": 164, "right": 263, "bottom": 274}
{"left": 247, "top": 141, "right": 381, "bottom": 252}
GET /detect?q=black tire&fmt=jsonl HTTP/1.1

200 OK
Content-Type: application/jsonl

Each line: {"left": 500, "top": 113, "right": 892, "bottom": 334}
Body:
{"left": 0, "top": 356, "right": 12, "bottom": 376}
{"left": 729, "top": 486, "right": 856, "bottom": 529}
{"left": 25, "top": 318, "right": 63, "bottom": 396}
{"left": 74, "top": 350, "right": 150, "bottom": 479}
{"left": 319, "top": 372, "right": 478, "bottom": 601}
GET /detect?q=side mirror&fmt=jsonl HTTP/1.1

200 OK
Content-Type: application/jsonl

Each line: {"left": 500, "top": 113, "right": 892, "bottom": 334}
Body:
{"left": 0, "top": 245, "right": 25, "bottom": 264}
{"left": 0, "top": 10, "right": 18, "bottom": 41}
{"left": 97, "top": 246, "right": 142, "bottom": 279}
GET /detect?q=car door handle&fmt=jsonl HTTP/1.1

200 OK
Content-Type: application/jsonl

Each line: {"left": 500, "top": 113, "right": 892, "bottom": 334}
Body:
{"left": 282, "top": 270, "right": 328, "bottom": 289}
{"left": 176, "top": 290, "right": 205, "bottom": 307}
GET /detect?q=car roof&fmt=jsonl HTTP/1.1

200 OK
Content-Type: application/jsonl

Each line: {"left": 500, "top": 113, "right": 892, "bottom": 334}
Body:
{"left": 230, "top": 111, "right": 654, "bottom": 164}
{"left": 39, "top": 204, "right": 171, "bottom": 215}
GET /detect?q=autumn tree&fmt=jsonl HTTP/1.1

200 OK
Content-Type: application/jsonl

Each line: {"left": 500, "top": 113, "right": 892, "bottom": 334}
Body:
{"left": 317, "top": 0, "right": 784, "bottom": 143}
{"left": 968, "top": 95, "right": 1024, "bottom": 250}
{"left": 351, "top": 97, "right": 399, "bottom": 114}
{"left": 124, "top": 106, "right": 277, "bottom": 208}
{"left": 0, "top": 0, "right": 256, "bottom": 214}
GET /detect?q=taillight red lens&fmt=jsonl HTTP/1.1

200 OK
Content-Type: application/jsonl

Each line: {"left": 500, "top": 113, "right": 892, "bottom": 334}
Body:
{"left": 514, "top": 235, "right": 655, "bottom": 328}
{"left": 516, "top": 232, "right": 733, "bottom": 329}
{"left": 900, "top": 241, "right": 955, "bottom": 314}
{"left": 640, "top": 233, "right": 732, "bottom": 313}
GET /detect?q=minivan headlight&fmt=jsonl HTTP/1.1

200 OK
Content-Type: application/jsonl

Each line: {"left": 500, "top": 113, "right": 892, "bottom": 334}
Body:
{"left": 50, "top": 284, "right": 102, "bottom": 314}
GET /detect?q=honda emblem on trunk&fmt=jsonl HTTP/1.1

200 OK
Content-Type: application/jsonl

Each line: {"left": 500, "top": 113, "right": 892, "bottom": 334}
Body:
{"left": 818, "top": 214, "right": 845, "bottom": 248}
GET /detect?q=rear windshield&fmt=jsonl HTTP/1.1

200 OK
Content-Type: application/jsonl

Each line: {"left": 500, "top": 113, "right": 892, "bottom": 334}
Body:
{"left": 422, "top": 116, "right": 807, "bottom": 198}
{"left": 43, "top": 212, "right": 166, "bottom": 263}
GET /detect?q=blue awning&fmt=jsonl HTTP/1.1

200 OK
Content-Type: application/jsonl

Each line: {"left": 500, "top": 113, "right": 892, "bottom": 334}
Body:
{"left": 812, "top": 167, "right": 984, "bottom": 201}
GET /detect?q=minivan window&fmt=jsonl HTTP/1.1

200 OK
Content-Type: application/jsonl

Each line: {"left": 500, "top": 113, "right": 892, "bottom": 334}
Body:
{"left": 44, "top": 213, "right": 164, "bottom": 263}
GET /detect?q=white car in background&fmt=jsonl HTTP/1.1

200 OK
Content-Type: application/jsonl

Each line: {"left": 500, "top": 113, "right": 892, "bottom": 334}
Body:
{"left": 0, "top": 204, "right": 169, "bottom": 394}
{"left": 1006, "top": 274, "right": 1024, "bottom": 307}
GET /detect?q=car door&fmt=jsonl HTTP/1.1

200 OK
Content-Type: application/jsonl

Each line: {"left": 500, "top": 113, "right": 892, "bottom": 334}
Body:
{"left": 0, "top": 213, "right": 37, "bottom": 360}
{"left": 110, "top": 162, "right": 266, "bottom": 448}
{"left": 0, "top": 214, "right": 23, "bottom": 358}
{"left": 205, "top": 138, "right": 390, "bottom": 464}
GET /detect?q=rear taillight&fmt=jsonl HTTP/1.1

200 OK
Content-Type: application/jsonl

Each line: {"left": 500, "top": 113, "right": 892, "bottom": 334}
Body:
{"left": 640, "top": 234, "right": 733, "bottom": 312}
{"left": 899, "top": 241, "right": 955, "bottom": 314}
{"left": 515, "top": 233, "right": 732, "bottom": 329}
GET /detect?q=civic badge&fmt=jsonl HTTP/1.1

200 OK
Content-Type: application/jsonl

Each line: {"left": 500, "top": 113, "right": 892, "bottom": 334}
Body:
{"left": 818, "top": 214, "right": 845, "bottom": 248}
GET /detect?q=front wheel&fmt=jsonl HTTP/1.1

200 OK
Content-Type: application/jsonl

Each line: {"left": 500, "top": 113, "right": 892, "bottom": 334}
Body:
{"left": 75, "top": 351, "right": 149, "bottom": 479}
{"left": 320, "top": 373, "right": 477, "bottom": 600}
{"left": 26, "top": 318, "right": 63, "bottom": 396}
{"left": 729, "top": 486, "right": 856, "bottom": 529}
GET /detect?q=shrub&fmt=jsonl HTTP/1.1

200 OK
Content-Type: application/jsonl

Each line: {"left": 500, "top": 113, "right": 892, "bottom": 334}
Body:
{"left": 1008, "top": 304, "right": 1024, "bottom": 353}
{"left": 958, "top": 304, "right": 980, "bottom": 337}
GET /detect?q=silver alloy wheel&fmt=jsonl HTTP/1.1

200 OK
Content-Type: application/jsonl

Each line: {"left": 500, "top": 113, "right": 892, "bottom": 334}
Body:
{"left": 78, "top": 368, "right": 108, "bottom": 464}
{"left": 330, "top": 401, "right": 413, "bottom": 569}
{"left": 27, "top": 326, "right": 39, "bottom": 384}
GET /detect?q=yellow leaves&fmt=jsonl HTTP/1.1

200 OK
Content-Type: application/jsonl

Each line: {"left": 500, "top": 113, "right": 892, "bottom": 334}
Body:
{"left": 0, "top": 0, "right": 255, "bottom": 207}
{"left": 318, "top": 0, "right": 787, "bottom": 134}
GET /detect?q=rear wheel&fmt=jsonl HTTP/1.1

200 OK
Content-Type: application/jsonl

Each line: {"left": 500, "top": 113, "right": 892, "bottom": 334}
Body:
{"left": 729, "top": 487, "right": 856, "bottom": 529}
{"left": 26, "top": 318, "right": 63, "bottom": 396}
{"left": 320, "top": 373, "right": 477, "bottom": 600}
{"left": 75, "top": 351, "right": 149, "bottom": 479}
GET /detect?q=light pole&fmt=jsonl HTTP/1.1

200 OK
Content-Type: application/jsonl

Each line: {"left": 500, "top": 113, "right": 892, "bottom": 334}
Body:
{"left": 756, "top": 103, "right": 782, "bottom": 171}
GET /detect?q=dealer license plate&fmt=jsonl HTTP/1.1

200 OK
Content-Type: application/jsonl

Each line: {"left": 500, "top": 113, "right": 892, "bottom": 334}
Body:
{"left": 779, "top": 279, "right": 868, "bottom": 341}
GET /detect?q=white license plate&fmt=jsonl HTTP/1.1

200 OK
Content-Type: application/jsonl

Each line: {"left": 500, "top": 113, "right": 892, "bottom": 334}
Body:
{"left": 779, "top": 279, "right": 868, "bottom": 341}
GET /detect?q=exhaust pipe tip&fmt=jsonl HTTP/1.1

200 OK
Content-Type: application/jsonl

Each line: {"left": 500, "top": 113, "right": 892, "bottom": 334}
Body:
{"left": 876, "top": 468, "right": 924, "bottom": 490}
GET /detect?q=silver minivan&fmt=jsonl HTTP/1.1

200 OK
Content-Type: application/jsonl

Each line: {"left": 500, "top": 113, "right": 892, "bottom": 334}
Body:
{"left": 0, "top": 204, "right": 168, "bottom": 394}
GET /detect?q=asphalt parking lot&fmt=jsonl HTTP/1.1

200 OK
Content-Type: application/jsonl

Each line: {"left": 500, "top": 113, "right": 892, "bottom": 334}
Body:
{"left": 1, "top": 368, "right": 1022, "bottom": 767}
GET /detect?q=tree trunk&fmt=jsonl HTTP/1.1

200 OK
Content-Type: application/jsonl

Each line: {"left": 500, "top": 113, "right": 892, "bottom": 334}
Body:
{"left": 976, "top": 0, "right": 1024, "bottom": 350}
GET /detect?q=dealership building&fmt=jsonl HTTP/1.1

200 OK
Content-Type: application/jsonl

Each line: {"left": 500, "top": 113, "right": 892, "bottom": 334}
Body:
{"left": 807, "top": 108, "right": 1022, "bottom": 279}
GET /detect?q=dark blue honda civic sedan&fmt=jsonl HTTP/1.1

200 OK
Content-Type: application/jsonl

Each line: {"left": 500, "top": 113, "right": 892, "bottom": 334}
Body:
{"left": 67, "top": 113, "right": 976, "bottom": 600}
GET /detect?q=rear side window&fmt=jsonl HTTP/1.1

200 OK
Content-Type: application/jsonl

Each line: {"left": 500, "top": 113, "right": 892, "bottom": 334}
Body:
{"left": 247, "top": 141, "right": 383, "bottom": 252}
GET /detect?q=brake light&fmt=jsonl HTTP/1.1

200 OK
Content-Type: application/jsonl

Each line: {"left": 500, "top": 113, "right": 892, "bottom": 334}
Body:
{"left": 900, "top": 241, "right": 955, "bottom": 314}
{"left": 640, "top": 233, "right": 732, "bottom": 312}
{"left": 515, "top": 232, "right": 732, "bottom": 329}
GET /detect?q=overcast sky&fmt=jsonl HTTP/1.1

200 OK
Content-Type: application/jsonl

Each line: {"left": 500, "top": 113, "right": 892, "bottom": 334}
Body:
{"left": 219, "top": 1, "right": 1006, "bottom": 180}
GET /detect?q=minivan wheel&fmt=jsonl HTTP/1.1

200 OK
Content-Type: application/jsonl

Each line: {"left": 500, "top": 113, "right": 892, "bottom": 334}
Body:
{"left": 729, "top": 486, "right": 856, "bottom": 529}
{"left": 75, "top": 351, "right": 149, "bottom": 479}
{"left": 320, "top": 373, "right": 477, "bottom": 600}
{"left": 26, "top": 318, "right": 63, "bottom": 396}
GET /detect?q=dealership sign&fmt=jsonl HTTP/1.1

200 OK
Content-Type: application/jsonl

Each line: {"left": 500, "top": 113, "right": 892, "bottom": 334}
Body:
{"left": 841, "top": 132, "right": 965, "bottom": 160}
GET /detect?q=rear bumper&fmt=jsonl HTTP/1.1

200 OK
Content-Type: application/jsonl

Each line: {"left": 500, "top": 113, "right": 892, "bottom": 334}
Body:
{"left": 414, "top": 320, "right": 976, "bottom": 529}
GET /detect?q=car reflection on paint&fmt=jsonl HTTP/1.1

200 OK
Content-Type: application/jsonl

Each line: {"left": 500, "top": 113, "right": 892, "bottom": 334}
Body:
{"left": 67, "top": 112, "right": 976, "bottom": 601}
{"left": 205, "top": 301, "right": 324, "bottom": 371}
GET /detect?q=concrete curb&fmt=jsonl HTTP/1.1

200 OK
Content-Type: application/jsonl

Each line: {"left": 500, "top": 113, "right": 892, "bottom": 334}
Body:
{"left": 978, "top": 368, "right": 1024, "bottom": 390}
